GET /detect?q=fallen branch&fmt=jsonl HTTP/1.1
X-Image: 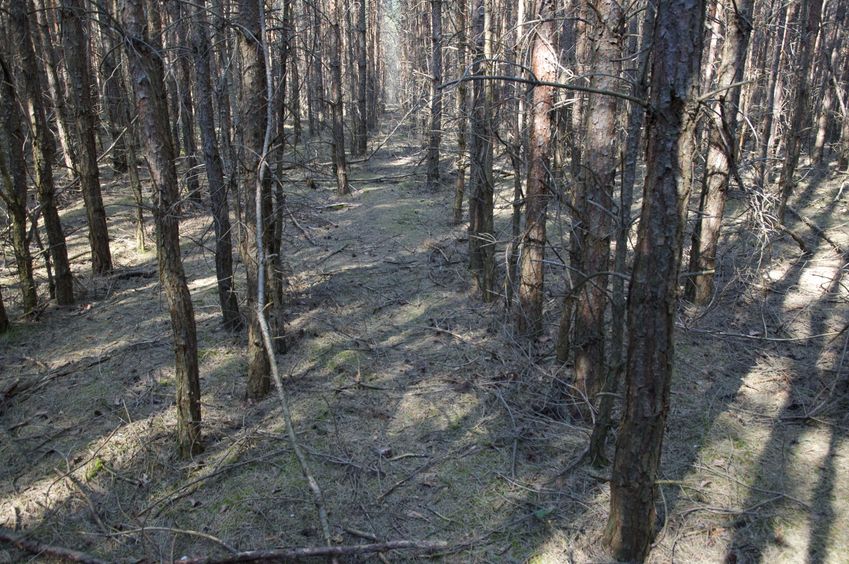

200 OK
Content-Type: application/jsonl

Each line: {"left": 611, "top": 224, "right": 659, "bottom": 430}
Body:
{"left": 786, "top": 205, "right": 845, "bottom": 256}
{"left": 0, "top": 527, "right": 110, "bottom": 564}
{"left": 178, "top": 540, "right": 450, "bottom": 563}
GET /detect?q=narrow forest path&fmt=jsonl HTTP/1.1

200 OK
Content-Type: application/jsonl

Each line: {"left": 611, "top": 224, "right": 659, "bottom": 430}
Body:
{"left": 1, "top": 116, "right": 849, "bottom": 563}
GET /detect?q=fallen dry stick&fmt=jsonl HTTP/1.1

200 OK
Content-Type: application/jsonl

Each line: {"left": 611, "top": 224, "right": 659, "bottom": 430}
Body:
{"left": 178, "top": 540, "right": 450, "bottom": 563}
{"left": 0, "top": 527, "right": 110, "bottom": 564}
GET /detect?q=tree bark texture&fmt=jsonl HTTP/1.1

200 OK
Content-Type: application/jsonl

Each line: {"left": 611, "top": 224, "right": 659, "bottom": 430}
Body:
{"left": 237, "top": 0, "right": 272, "bottom": 399}
{"left": 515, "top": 0, "right": 556, "bottom": 338}
{"left": 331, "top": 0, "right": 351, "bottom": 195}
{"left": 572, "top": 0, "right": 623, "bottom": 400}
{"left": 603, "top": 0, "right": 706, "bottom": 559}
{"left": 121, "top": 0, "right": 203, "bottom": 458}
{"left": 426, "top": 0, "right": 443, "bottom": 189}
{"left": 0, "top": 57, "right": 38, "bottom": 315}
{"left": 60, "top": 0, "right": 113, "bottom": 274}
{"left": 9, "top": 0, "right": 75, "bottom": 305}
{"left": 468, "top": 0, "right": 495, "bottom": 302}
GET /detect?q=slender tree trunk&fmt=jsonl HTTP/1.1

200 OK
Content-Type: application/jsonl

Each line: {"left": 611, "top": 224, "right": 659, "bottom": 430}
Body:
{"left": 191, "top": 0, "right": 242, "bottom": 331}
{"left": 122, "top": 0, "right": 203, "bottom": 458}
{"left": 95, "top": 8, "right": 128, "bottom": 174}
{"left": 355, "top": 0, "right": 368, "bottom": 154}
{"left": 777, "top": 0, "right": 823, "bottom": 222}
{"left": 572, "top": 0, "right": 623, "bottom": 400}
{"left": 603, "top": 0, "right": 706, "bottom": 558}
{"left": 60, "top": 0, "right": 113, "bottom": 274}
{"left": 237, "top": 0, "right": 272, "bottom": 399}
{"left": 331, "top": 0, "right": 351, "bottom": 195}
{"left": 9, "top": 0, "right": 74, "bottom": 305}
{"left": 468, "top": 0, "right": 495, "bottom": 301}
{"left": 452, "top": 0, "right": 468, "bottom": 224}
{"left": 515, "top": 0, "right": 556, "bottom": 337}
{"left": 755, "top": 2, "right": 788, "bottom": 188}
{"left": 0, "top": 57, "right": 38, "bottom": 315}
{"left": 686, "top": 0, "right": 754, "bottom": 305}
{"left": 426, "top": 0, "right": 443, "bottom": 189}
{"left": 32, "top": 0, "right": 78, "bottom": 175}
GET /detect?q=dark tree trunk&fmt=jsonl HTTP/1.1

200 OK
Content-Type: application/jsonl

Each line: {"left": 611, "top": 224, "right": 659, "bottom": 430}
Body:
{"left": 237, "top": 0, "right": 272, "bottom": 399}
{"left": 191, "top": 0, "right": 242, "bottom": 332}
{"left": 121, "top": 0, "right": 203, "bottom": 458}
{"left": 686, "top": 0, "right": 754, "bottom": 305}
{"left": 426, "top": 0, "right": 443, "bottom": 189}
{"left": 468, "top": 0, "right": 495, "bottom": 301}
{"left": 515, "top": 0, "right": 556, "bottom": 337}
{"left": 603, "top": 0, "right": 706, "bottom": 559}
{"left": 330, "top": 0, "right": 351, "bottom": 194}
{"left": 355, "top": 0, "right": 368, "bottom": 155}
{"left": 452, "top": 0, "right": 468, "bottom": 224}
{"left": 60, "top": 0, "right": 113, "bottom": 275}
{"left": 0, "top": 57, "right": 38, "bottom": 315}
{"left": 9, "top": 0, "right": 74, "bottom": 306}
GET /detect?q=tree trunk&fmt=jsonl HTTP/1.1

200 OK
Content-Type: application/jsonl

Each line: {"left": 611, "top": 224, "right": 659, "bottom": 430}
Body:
{"left": 588, "top": 3, "right": 654, "bottom": 467}
{"left": 571, "top": 0, "right": 623, "bottom": 401}
{"left": 467, "top": 0, "right": 495, "bottom": 301}
{"left": 754, "top": 2, "right": 788, "bottom": 189}
{"left": 686, "top": 0, "right": 754, "bottom": 305}
{"left": 60, "top": 0, "right": 113, "bottom": 275}
{"left": 515, "top": 0, "right": 556, "bottom": 337}
{"left": 0, "top": 57, "right": 38, "bottom": 315}
{"left": 777, "top": 0, "right": 823, "bottom": 222}
{"left": 603, "top": 0, "right": 706, "bottom": 559}
{"left": 9, "top": 0, "right": 75, "bottom": 305}
{"left": 355, "top": 0, "right": 368, "bottom": 154}
{"left": 452, "top": 0, "right": 468, "bottom": 224}
{"left": 237, "top": 0, "right": 272, "bottom": 399}
{"left": 31, "top": 0, "right": 78, "bottom": 175}
{"left": 330, "top": 0, "right": 351, "bottom": 195}
{"left": 426, "top": 0, "right": 443, "bottom": 189}
{"left": 191, "top": 0, "right": 242, "bottom": 332}
{"left": 0, "top": 285, "right": 8, "bottom": 333}
{"left": 122, "top": 0, "right": 204, "bottom": 458}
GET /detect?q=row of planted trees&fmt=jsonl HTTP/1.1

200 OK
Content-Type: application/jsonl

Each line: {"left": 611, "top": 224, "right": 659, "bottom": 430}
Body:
{"left": 0, "top": 0, "right": 386, "bottom": 455}
{"left": 394, "top": 0, "right": 848, "bottom": 559}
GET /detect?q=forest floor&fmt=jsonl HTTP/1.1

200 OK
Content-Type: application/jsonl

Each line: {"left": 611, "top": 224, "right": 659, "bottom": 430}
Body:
{"left": 1, "top": 115, "right": 849, "bottom": 563}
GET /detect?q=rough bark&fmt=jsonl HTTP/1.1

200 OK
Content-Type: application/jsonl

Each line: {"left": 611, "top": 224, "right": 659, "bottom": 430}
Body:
{"left": 467, "top": 0, "right": 495, "bottom": 301}
{"left": 515, "top": 0, "right": 556, "bottom": 337}
{"left": 426, "top": 0, "right": 443, "bottom": 189}
{"left": 60, "top": 0, "right": 113, "bottom": 274}
{"left": 0, "top": 57, "right": 38, "bottom": 316}
{"left": 356, "top": 0, "right": 368, "bottom": 154}
{"left": 452, "top": 0, "right": 469, "bottom": 224}
{"left": 9, "top": 0, "right": 75, "bottom": 305}
{"left": 571, "top": 0, "right": 623, "bottom": 401}
{"left": 121, "top": 0, "right": 203, "bottom": 458}
{"left": 330, "top": 0, "right": 351, "bottom": 195}
{"left": 603, "top": 0, "right": 706, "bottom": 559}
{"left": 237, "top": 0, "right": 272, "bottom": 399}
{"left": 0, "top": 285, "right": 8, "bottom": 333}
{"left": 686, "top": 0, "right": 754, "bottom": 305}
{"left": 191, "top": 0, "right": 242, "bottom": 331}
{"left": 588, "top": 3, "right": 654, "bottom": 467}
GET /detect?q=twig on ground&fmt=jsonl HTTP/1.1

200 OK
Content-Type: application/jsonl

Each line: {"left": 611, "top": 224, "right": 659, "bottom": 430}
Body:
{"left": 0, "top": 527, "right": 110, "bottom": 564}
{"left": 109, "top": 527, "right": 237, "bottom": 554}
{"left": 177, "top": 540, "right": 450, "bottom": 563}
